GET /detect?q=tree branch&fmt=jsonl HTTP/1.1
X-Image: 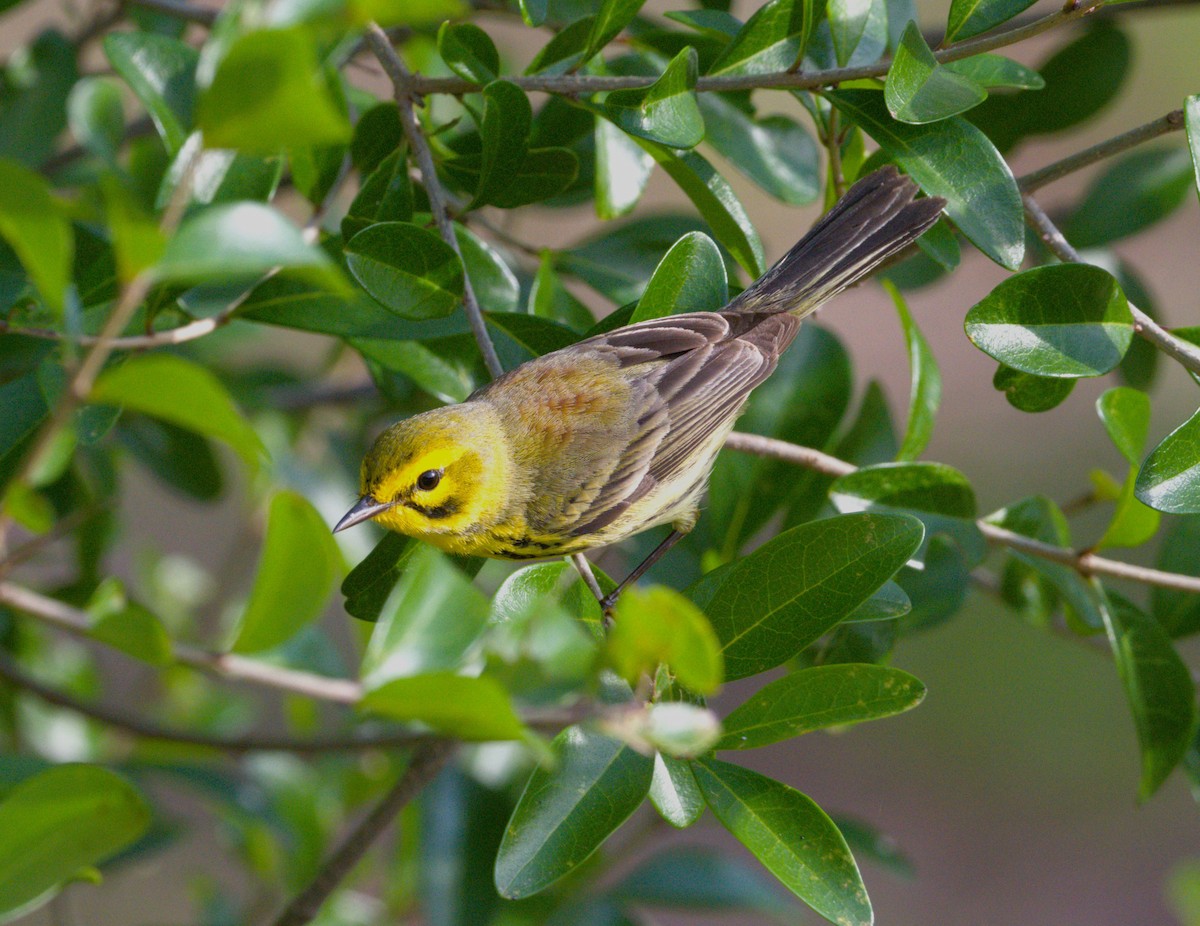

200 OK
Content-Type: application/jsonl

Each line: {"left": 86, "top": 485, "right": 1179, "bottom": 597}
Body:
{"left": 363, "top": 22, "right": 505, "bottom": 380}
{"left": 723, "top": 431, "right": 1200, "bottom": 595}
{"left": 268, "top": 741, "right": 457, "bottom": 926}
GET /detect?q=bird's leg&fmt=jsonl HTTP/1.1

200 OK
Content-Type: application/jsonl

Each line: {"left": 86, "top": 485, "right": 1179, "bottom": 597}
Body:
{"left": 600, "top": 529, "right": 687, "bottom": 625}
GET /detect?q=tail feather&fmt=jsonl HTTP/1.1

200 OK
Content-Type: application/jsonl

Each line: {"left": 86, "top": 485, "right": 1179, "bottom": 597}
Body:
{"left": 727, "top": 167, "right": 946, "bottom": 318}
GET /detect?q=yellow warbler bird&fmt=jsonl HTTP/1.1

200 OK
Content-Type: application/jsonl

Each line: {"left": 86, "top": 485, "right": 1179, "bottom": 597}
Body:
{"left": 335, "top": 168, "right": 944, "bottom": 606}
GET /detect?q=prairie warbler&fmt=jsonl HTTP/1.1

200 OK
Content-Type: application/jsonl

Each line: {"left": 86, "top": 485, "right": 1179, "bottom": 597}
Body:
{"left": 335, "top": 168, "right": 945, "bottom": 606}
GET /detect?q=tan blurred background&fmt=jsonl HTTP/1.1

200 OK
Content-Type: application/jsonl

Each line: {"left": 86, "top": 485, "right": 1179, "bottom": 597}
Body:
{"left": 5, "top": 0, "right": 1200, "bottom": 923}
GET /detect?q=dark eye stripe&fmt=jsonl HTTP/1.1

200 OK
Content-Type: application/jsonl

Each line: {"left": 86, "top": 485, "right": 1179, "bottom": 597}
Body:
{"left": 407, "top": 498, "right": 460, "bottom": 520}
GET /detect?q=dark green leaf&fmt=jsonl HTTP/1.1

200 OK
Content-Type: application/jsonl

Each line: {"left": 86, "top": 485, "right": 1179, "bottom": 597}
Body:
{"left": 885, "top": 280, "right": 940, "bottom": 460}
{"left": 526, "top": 17, "right": 595, "bottom": 75}
{"left": 494, "top": 728, "right": 653, "bottom": 898}
{"left": 719, "top": 664, "right": 925, "bottom": 749}
{"left": 354, "top": 337, "right": 477, "bottom": 403}
{"left": 944, "top": 0, "right": 1036, "bottom": 42}
{"left": 103, "top": 32, "right": 197, "bottom": 154}
{"left": 345, "top": 222, "right": 464, "bottom": 319}
{"left": 360, "top": 672, "right": 528, "bottom": 740}
{"left": 1100, "top": 591, "right": 1197, "bottom": 799}
{"left": 0, "top": 765, "right": 150, "bottom": 916}
{"left": 443, "top": 146, "right": 579, "bottom": 209}
{"left": 612, "top": 844, "right": 790, "bottom": 914}
{"left": 1136, "top": 406, "right": 1200, "bottom": 514}
{"left": 341, "top": 532, "right": 417, "bottom": 622}
{"left": 197, "top": 28, "right": 350, "bottom": 153}
{"left": 693, "top": 759, "right": 871, "bottom": 926}
{"left": 885, "top": 21, "right": 986, "bottom": 124}
{"left": 583, "top": 0, "right": 649, "bottom": 61}
{"left": 341, "top": 147, "right": 413, "bottom": 240}
{"left": 829, "top": 89, "right": 1023, "bottom": 269}
{"left": 632, "top": 231, "right": 727, "bottom": 322}
{"left": 0, "top": 31, "right": 77, "bottom": 168}
{"left": 117, "top": 416, "right": 223, "bottom": 501}
{"left": 437, "top": 22, "right": 499, "bottom": 84}
{"left": 351, "top": 103, "right": 402, "bottom": 174}
{"left": 1064, "top": 146, "right": 1195, "bottom": 248}
{"left": 607, "top": 585, "right": 723, "bottom": 695}
{"left": 469, "top": 80, "right": 532, "bottom": 209}
{"left": 0, "top": 160, "right": 72, "bottom": 314}
{"left": 845, "top": 580, "right": 910, "bottom": 622}
{"left": 648, "top": 754, "right": 705, "bottom": 829}
{"left": 594, "top": 116, "right": 655, "bottom": 218}
{"left": 231, "top": 491, "right": 340, "bottom": 653}
{"left": 833, "top": 816, "right": 914, "bottom": 879}
{"left": 602, "top": 47, "right": 703, "bottom": 149}
{"left": 964, "top": 263, "right": 1132, "bottom": 377}
{"left": 992, "top": 364, "right": 1075, "bottom": 413}
{"left": 1152, "top": 515, "right": 1200, "bottom": 637}
{"left": 486, "top": 312, "right": 580, "bottom": 358}
{"left": 692, "top": 512, "right": 924, "bottom": 680}
{"left": 942, "top": 53, "right": 1044, "bottom": 90}
{"left": 457, "top": 225, "right": 519, "bottom": 314}
{"left": 158, "top": 134, "right": 283, "bottom": 210}
{"left": 708, "top": 0, "right": 807, "bottom": 76}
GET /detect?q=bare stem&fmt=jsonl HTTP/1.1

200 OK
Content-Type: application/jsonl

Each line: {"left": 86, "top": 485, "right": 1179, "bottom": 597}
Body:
{"left": 268, "top": 741, "right": 457, "bottom": 926}
{"left": 363, "top": 22, "right": 505, "bottom": 380}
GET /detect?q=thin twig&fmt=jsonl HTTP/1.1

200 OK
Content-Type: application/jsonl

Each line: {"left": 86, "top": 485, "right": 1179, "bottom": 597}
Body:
{"left": 123, "top": 0, "right": 219, "bottom": 24}
{"left": 363, "top": 22, "right": 505, "bottom": 380}
{"left": 269, "top": 741, "right": 457, "bottom": 926}
{"left": 1022, "top": 194, "right": 1200, "bottom": 377}
{"left": 1018, "top": 109, "right": 1186, "bottom": 192}
{"left": 723, "top": 431, "right": 1200, "bottom": 595}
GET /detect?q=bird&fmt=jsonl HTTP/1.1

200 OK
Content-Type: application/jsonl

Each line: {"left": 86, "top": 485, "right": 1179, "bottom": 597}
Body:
{"left": 334, "top": 167, "right": 945, "bottom": 610}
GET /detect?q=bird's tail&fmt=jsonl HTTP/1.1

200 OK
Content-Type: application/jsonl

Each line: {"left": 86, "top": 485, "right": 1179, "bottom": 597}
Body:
{"left": 727, "top": 167, "right": 946, "bottom": 318}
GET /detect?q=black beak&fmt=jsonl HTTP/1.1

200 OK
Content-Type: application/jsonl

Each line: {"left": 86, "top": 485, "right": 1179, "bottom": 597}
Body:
{"left": 333, "top": 495, "right": 395, "bottom": 533}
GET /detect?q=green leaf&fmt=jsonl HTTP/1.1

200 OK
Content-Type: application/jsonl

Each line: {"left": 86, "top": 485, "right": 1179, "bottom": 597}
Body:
{"left": 1095, "top": 466, "right": 1160, "bottom": 550}
{"left": 944, "top": 0, "right": 1036, "bottom": 43}
{"left": 719, "top": 664, "right": 925, "bottom": 749}
{"left": 602, "top": 47, "right": 703, "bottom": 149}
{"left": 632, "top": 231, "right": 727, "bottom": 322}
{"left": 231, "top": 491, "right": 340, "bottom": 653}
{"left": 828, "top": 89, "right": 1023, "bottom": 270}
{"left": 345, "top": 222, "right": 464, "bottom": 319}
{"left": 494, "top": 728, "right": 653, "bottom": 898}
{"left": 594, "top": 116, "right": 655, "bottom": 219}
{"left": 354, "top": 337, "right": 476, "bottom": 403}
{"left": 90, "top": 354, "right": 266, "bottom": 467}
{"left": 693, "top": 759, "right": 871, "bottom": 926}
{"left": 885, "top": 21, "right": 987, "bottom": 124}
{"left": 845, "top": 580, "right": 910, "bottom": 622}
{"left": 1187, "top": 94, "right": 1200, "bottom": 205}
{"left": 197, "top": 28, "right": 350, "bottom": 153}
{"left": 341, "top": 147, "right": 413, "bottom": 240}
{"left": 442, "top": 146, "right": 579, "bottom": 209}
{"left": 942, "top": 53, "right": 1044, "bottom": 90}
{"left": 648, "top": 754, "right": 705, "bottom": 829}
{"left": 992, "top": 364, "right": 1075, "bottom": 413}
{"left": 0, "top": 160, "right": 72, "bottom": 313}
{"left": 1100, "top": 591, "right": 1197, "bottom": 799}
{"left": 485, "top": 312, "right": 579, "bottom": 358}
{"left": 158, "top": 134, "right": 284, "bottom": 211}
{"left": 827, "top": 0, "right": 874, "bottom": 67}
{"left": 885, "top": 280, "right": 940, "bottom": 460}
{"left": 469, "top": 80, "right": 532, "bottom": 209}
{"left": 697, "top": 95, "right": 820, "bottom": 205}
{"left": 351, "top": 102, "right": 402, "bottom": 174}
{"left": 634, "top": 141, "right": 764, "bottom": 276}
{"left": 612, "top": 844, "right": 791, "bottom": 914}
{"left": 607, "top": 585, "right": 723, "bottom": 695}
{"left": 341, "top": 532, "right": 416, "bottom": 622}
{"left": 0, "top": 31, "right": 77, "bottom": 168}
{"left": 1098, "top": 387, "right": 1150, "bottom": 465}
{"left": 360, "top": 672, "right": 527, "bottom": 740}
{"left": 0, "top": 765, "right": 151, "bottom": 916}
{"left": 526, "top": 17, "right": 594, "bottom": 75}
{"left": 692, "top": 512, "right": 924, "bottom": 680}
{"left": 1064, "top": 146, "right": 1195, "bottom": 248}
{"left": 86, "top": 578, "right": 172, "bottom": 667}
{"left": 437, "top": 21, "right": 499, "bottom": 84}
{"left": 103, "top": 32, "right": 197, "bottom": 154}
{"left": 66, "top": 77, "right": 125, "bottom": 163}
{"left": 156, "top": 202, "right": 340, "bottom": 287}
{"left": 708, "top": 0, "right": 807, "bottom": 76}
{"left": 1152, "top": 515, "right": 1200, "bottom": 636}
{"left": 964, "top": 263, "right": 1133, "bottom": 377}
{"left": 457, "top": 225, "right": 519, "bottom": 314}
{"left": 583, "top": 0, "right": 649, "bottom": 61}
{"left": 1136, "top": 406, "right": 1200, "bottom": 514}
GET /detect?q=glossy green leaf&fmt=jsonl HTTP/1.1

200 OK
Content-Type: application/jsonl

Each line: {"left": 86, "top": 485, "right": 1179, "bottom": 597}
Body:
{"left": 992, "top": 364, "right": 1075, "bottom": 413}
{"left": 845, "top": 580, "right": 910, "bottom": 623}
{"left": 66, "top": 77, "right": 124, "bottom": 162}
{"left": 103, "top": 31, "right": 197, "bottom": 154}
{"left": 90, "top": 354, "right": 266, "bottom": 466}
{"left": 692, "top": 512, "right": 924, "bottom": 680}
{"left": 361, "top": 546, "right": 489, "bottom": 688}
{"left": 158, "top": 134, "right": 283, "bottom": 211}
{"left": 964, "top": 263, "right": 1132, "bottom": 377}
{"left": 708, "top": 0, "right": 807, "bottom": 76}
{"left": 0, "top": 765, "right": 150, "bottom": 915}
{"left": 698, "top": 95, "right": 820, "bottom": 205}
{"left": 693, "top": 759, "right": 871, "bottom": 926}
{"left": 0, "top": 31, "right": 77, "bottom": 168}
{"left": 341, "top": 533, "right": 416, "bottom": 622}
{"left": 594, "top": 116, "right": 655, "bottom": 219}
{"left": 345, "top": 222, "right": 464, "bottom": 319}
{"left": 495, "top": 728, "right": 653, "bottom": 898}
{"left": 612, "top": 844, "right": 790, "bottom": 914}
{"left": 829, "top": 89, "right": 1023, "bottom": 270}
{"left": 350, "top": 102, "right": 402, "bottom": 174}
{"left": 602, "top": 48, "right": 703, "bottom": 149}
{"left": 632, "top": 231, "right": 727, "bottom": 322}
{"left": 885, "top": 21, "right": 987, "bottom": 124}
{"left": 355, "top": 338, "right": 475, "bottom": 403}
{"left": 719, "top": 664, "right": 925, "bottom": 749}
{"left": 86, "top": 578, "right": 172, "bottom": 666}
{"left": 437, "top": 21, "right": 499, "bottom": 84}
{"left": 457, "top": 225, "right": 519, "bottom": 314}
{"left": 827, "top": 0, "right": 874, "bottom": 67}
{"left": 1187, "top": 95, "right": 1200, "bottom": 204}
{"left": 944, "top": 0, "right": 1036, "bottom": 42}
{"left": 442, "top": 145, "right": 578, "bottom": 209}
{"left": 0, "top": 160, "right": 71, "bottom": 313}
{"left": 197, "top": 28, "right": 350, "bottom": 153}
{"left": 1095, "top": 467, "right": 1160, "bottom": 550}
{"left": 1152, "top": 515, "right": 1200, "bottom": 636}
{"left": 360, "top": 672, "right": 527, "bottom": 740}
{"left": 1064, "top": 146, "right": 1195, "bottom": 248}
{"left": 648, "top": 754, "right": 705, "bottom": 829}
{"left": 1100, "top": 591, "right": 1196, "bottom": 799}
{"left": 1136, "top": 407, "right": 1200, "bottom": 514}
{"left": 1098, "top": 387, "right": 1150, "bottom": 465}
{"left": 583, "top": 0, "right": 649, "bottom": 61}
{"left": 942, "top": 53, "right": 1044, "bottom": 90}
{"left": 634, "top": 141, "right": 763, "bottom": 276}
{"left": 885, "top": 280, "right": 940, "bottom": 460}
{"left": 231, "top": 491, "right": 340, "bottom": 653}
{"left": 526, "top": 17, "right": 594, "bottom": 75}
{"left": 341, "top": 147, "right": 412, "bottom": 240}
{"left": 156, "top": 202, "right": 339, "bottom": 287}
{"left": 607, "top": 585, "right": 723, "bottom": 695}
{"left": 469, "top": 80, "right": 533, "bottom": 209}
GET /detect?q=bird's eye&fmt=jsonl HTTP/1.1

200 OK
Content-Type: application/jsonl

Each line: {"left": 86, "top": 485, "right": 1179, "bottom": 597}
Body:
{"left": 416, "top": 469, "right": 442, "bottom": 492}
